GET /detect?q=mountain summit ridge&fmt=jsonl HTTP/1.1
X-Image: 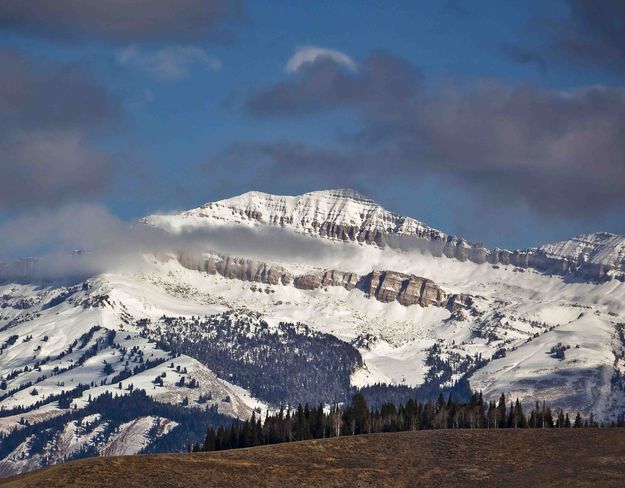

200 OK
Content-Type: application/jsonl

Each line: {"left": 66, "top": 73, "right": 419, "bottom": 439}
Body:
{"left": 146, "top": 189, "right": 625, "bottom": 281}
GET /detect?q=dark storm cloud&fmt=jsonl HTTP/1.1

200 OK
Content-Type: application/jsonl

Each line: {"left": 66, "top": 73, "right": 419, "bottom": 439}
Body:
{"left": 506, "top": 0, "right": 625, "bottom": 75}
{"left": 247, "top": 52, "right": 421, "bottom": 117}
{"left": 414, "top": 82, "right": 625, "bottom": 216}
{"left": 0, "top": 0, "right": 243, "bottom": 43}
{"left": 228, "top": 52, "right": 625, "bottom": 218}
{"left": 0, "top": 49, "right": 120, "bottom": 211}
{"left": 555, "top": 0, "right": 625, "bottom": 73}
{"left": 0, "top": 51, "right": 116, "bottom": 131}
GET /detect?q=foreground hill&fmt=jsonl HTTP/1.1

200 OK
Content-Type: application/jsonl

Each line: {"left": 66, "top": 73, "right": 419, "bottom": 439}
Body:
{"left": 3, "top": 429, "right": 625, "bottom": 488}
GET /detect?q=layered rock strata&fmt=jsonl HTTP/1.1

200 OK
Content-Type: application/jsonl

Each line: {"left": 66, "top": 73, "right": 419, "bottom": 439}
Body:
{"left": 177, "top": 252, "right": 473, "bottom": 314}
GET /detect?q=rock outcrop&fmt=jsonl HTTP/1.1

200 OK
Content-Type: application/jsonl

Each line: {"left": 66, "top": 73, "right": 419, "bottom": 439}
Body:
{"left": 177, "top": 251, "right": 475, "bottom": 315}
{"left": 358, "top": 271, "right": 446, "bottom": 307}
{"left": 445, "top": 294, "right": 473, "bottom": 314}
{"left": 177, "top": 252, "right": 293, "bottom": 285}
{"left": 293, "top": 270, "right": 359, "bottom": 290}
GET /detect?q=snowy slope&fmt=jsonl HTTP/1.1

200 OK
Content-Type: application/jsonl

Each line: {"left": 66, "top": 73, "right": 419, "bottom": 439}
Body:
{"left": 145, "top": 189, "right": 438, "bottom": 239}
{"left": 0, "top": 414, "right": 176, "bottom": 477}
{"left": 0, "top": 270, "right": 268, "bottom": 476}
{"left": 538, "top": 232, "right": 625, "bottom": 270}
{"left": 0, "top": 275, "right": 262, "bottom": 423}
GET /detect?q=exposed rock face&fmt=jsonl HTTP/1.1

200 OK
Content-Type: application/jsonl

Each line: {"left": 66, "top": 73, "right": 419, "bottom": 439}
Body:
{"left": 178, "top": 236, "right": 625, "bottom": 285}
{"left": 178, "top": 253, "right": 293, "bottom": 285}
{"left": 294, "top": 270, "right": 359, "bottom": 290}
{"left": 445, "top": 294, "right": 473, "bottom": 313}
{"left": 292, "top": 273, "right": 322, "bottom": 290}
{"left": 294, "top": 268, "right": 468, "bottom": 311}
{"left": 317, "top": 222, "right": 385, "bottom": 245}
{"left": 177, "top": 252, "right": 474, "bottom": 313}
{"left": 359, "top": 271, "right": 446, "bottom": 307}
{"left": 399, "top": 234, "right": 625, "bottom": 281}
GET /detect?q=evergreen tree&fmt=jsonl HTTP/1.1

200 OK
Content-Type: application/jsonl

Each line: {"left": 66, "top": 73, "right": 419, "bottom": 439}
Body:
{"left": 574, "top": 412, "right": 582, "bottom": 428}
{"left": 513, "top": 399, "right": 527, "bottom": 428}
{"left": 350, "top": 393, "right": 369, "bottom": 435}
{"left": 497, "top": 393, "right": 507, "bottom": 428}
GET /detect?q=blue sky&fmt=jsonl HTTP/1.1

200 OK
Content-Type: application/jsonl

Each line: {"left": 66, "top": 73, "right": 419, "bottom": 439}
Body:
{"left": 0, "top": 1, "right": 624, "bottom": 250}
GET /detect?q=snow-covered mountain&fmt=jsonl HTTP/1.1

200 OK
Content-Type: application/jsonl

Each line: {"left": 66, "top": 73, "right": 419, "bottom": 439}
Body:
{"left": 147, "top": 189, "right": 625, "bottom": 281}
{"left": 2, "top": 189, "right": 625, "bottom": 476}
{"left": 146, "top": 189, "right": 440, "bottom": 246}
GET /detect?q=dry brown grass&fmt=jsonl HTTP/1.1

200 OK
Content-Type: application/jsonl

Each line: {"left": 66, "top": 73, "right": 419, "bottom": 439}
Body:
{"left": 3, "top": 429, "right": 625, "bottom": 487}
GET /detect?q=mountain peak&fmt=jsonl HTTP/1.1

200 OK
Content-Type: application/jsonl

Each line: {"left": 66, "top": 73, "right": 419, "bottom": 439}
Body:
{"left": 146, "top": 188, "right": 435, "bottom": 243}
{"left": 302, "top": 188, "right": 375, "bottom": 203}
{"left": 205, "top": 188, "right": 376, "bottom": 208}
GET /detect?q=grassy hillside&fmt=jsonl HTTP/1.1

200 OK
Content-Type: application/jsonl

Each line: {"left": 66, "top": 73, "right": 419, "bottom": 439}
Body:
{"left": 2, "top": 429, "right": 625, "bottom": 487}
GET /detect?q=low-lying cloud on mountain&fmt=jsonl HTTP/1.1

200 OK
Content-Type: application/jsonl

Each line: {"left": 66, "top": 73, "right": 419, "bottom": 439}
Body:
{"left": 0, "top": 204, "right": 370, "bottom": 280}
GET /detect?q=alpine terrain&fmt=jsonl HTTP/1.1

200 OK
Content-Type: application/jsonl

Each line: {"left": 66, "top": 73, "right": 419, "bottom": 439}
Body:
{"left": 1, "top": 189, "right": 625, "bottom": 476}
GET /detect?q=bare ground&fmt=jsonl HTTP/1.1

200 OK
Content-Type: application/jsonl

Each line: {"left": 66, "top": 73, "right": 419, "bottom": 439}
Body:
{"left": 3, "top": 429, "right": 625, "bottom": 487}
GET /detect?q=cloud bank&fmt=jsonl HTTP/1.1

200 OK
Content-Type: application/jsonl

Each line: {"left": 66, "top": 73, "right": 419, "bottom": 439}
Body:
{"left": 0, "top": 49, "right": 121, "bottom": 212}
{"left": 0, "top": 0, "right": 243, "bottom": 43}
{"left": 247, "top": 51, "right": 419, "bottom": 117}
{"left": 213, "top": 50, "right": 625, "bottom": 219}
{"left": 0, "top": 205, "right": 367, "bottom": 281}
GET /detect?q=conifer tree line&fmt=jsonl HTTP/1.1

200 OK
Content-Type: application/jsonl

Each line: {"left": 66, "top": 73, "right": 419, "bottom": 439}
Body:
{"left": 194, "top": 392, "right": 603, "bottom": 452}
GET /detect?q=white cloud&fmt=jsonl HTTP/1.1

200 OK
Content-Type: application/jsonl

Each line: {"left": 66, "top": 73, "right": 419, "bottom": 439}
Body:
{"left": 285, "top": 45, "right": 357, "bottom": 73}
{"left": 0, "top": 203, "right": 362, "bottom": 279}
{"left": 117, "top": 45, "right": 222, "bottom": 81}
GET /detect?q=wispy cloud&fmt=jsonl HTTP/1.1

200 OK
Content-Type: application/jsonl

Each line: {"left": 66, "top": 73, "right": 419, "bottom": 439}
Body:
{"left": 117, "top": 45, "right": 222, "bottom": 81}
{"left": 0, "top": 204, "right": 367, "bottom": 281}
{"left": 286, "top": 46, "right": 357, "bottom": 73}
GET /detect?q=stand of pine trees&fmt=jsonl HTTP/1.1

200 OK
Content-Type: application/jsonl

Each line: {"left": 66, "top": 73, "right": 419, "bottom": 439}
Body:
{"left": 195, "top": 392, "right": 599, "bottom": 453}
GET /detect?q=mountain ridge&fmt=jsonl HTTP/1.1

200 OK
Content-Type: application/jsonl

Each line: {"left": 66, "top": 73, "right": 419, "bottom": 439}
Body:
{"left": 146, "top": 189, "right": 625, "bottom": 281}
